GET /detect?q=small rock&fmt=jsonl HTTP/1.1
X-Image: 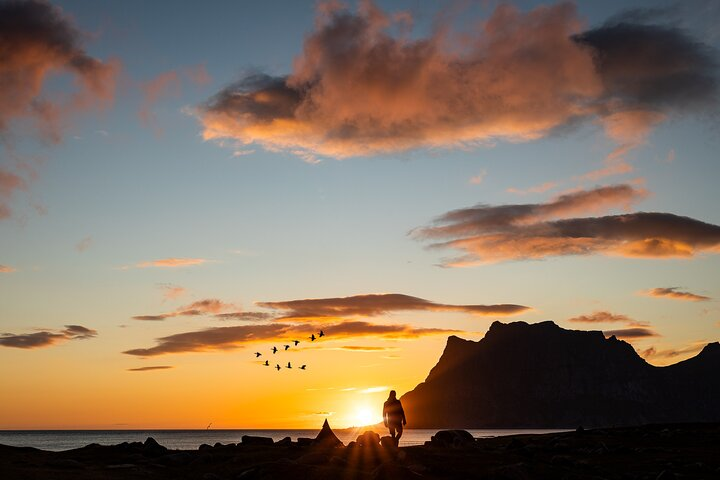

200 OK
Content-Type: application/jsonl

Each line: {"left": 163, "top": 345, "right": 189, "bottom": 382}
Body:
{"left": 199, "top": 443, "right": 213, "bottom": 451}
{"left": 380, "top": 436, "right": 397, "bottom": 451}
{"left": 356, "top": 430, "right": 381, "bottom": 446}
{"left": 296, "top": 437, "right": 313, "bottom": 447}
{"left": 276, "top": 436, "right": 292, "bottom": 446}
{"left": 429, "top": 429, "right": 475, "bottom": 448}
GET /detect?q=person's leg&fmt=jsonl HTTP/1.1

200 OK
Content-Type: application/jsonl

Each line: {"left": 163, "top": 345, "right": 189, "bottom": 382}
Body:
{"left": 389, "top": 424, "right": 396, "bottom": 440}
{"left": 394, "top": 423, "right": 403, "bottom": 446}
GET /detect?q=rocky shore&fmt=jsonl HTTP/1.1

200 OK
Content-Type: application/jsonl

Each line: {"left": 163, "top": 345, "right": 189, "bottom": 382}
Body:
{"left": 1, "top": 423, "right": 719, "bottom": 479}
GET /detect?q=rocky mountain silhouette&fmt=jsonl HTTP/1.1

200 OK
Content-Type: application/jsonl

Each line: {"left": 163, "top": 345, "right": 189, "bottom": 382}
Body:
{"left": 401, "top": 321, "right": 720, "bottom": 428}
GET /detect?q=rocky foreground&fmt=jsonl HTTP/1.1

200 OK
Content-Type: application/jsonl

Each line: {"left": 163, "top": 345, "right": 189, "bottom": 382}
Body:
{"left": 1, "top": 424, "right": 719, "bottom": 479}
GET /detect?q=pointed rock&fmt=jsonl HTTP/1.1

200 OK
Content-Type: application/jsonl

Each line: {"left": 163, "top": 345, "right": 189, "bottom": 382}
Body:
{"left": 313, "top": 419, "right": 344, "bottom": 447}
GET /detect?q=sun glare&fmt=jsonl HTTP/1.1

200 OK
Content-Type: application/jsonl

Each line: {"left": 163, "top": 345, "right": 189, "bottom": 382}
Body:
{"left": 352, "top": 407, "right": 378, "bottom": 427}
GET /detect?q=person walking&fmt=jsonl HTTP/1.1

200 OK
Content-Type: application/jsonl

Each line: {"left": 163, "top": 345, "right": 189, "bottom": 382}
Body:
{"left": 383, "top": 390, "right": 407, "bottom": 447}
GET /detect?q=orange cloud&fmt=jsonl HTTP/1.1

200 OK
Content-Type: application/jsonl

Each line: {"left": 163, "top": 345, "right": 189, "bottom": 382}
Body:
{"left": 568, "top": 311, "right": 632, "bottom": 323}
{"left": 0, "top": 167, "right": 28, "bottom": 220}
{"left": 603, "top": 327, "right": 659, "bottom": 339}
{"left": 414, "top": 184, "right": 720, "bottom": 265}
{"left": 0, "top": 0, "right": 118, "bottom": 143}
{"left": 0, "top": 264, "right": 16, "bottom": 273}
{"left": 641, "top": 287, "right": 711, "bottom": 302}
{"left": 257, "top": 293, "right": 529, "bottom": 321}
{"left": 127, "top": 366, "right": 173, "bottom": 372}
{"left": 506, "top": 182, "right": 558, "bottom": 195}
{"left": 159, "top": 284, "right": 187, "bottom": 300}
{"left": 133, "top": 298, "right": 238, "bottom": 321}
{"left": 0, "top": 325, "right": 97, "bottom": 349}
{"left": 138, "top": 71, "right": 181, "bottom": 135}
{"left": 136, "top": 258, "right": 207, "bottom": 268}
{"left": 196, "top": 2, "right": 716, "bottom": 159}
{"left": 123, "top": 321, "right": 460, "bottom": 357}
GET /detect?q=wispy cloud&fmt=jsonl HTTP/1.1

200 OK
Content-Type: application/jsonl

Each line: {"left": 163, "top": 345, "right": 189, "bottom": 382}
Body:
{"left": 604, "top": 327, "right": 659, "bottom": 339}
{"left": 414, "top": 183, "right": 720, "bottom": 265}
{"left": 196, "top": 2, "right": 716, "bottom": 159}
{"left": 506, "top": 182, "right": 558, "bottom": 195}
{"left": 568, "top": 311, "right": 632, "bottom": 323}
{"left": 75, "top": 236, "right": 93, "bottom": 252}
{"left": 123, "top": 321, "right": 460, "bottom": 357}
{"left": 359, "top": 386, "right": 389, "bottom": 394}
{"left": 0, "top": 325, "right": 97, "bottom": 349}
{"left": 133, "top": 299, "right": 238, "bottom": 321}
{"left": 337, "top": 346, "right": 397, "bottom": 352}
{"left": 136, "top": 258, "right": 207, "bottom": 268}
{"left": 469, "top": 170, "right": 487, "bottom": 185}
{"left": 0, "top": 264, "right": 16, "bottom": 273}
{"left": 158, "top": 284, "right": 187, "bottom": 301}
{"left": 641, "top": 287, "right": 711, "bottom": 302}
{"left": 127, "top": 366, "right": 173, "bottom": 372}
{"left": 257, "top": 293, "right": 529, "bottom": 321}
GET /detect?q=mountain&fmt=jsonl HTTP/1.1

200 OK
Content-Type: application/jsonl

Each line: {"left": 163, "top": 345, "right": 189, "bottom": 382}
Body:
{"left": 400, "top": 321, "right": 720, "bottom": 428}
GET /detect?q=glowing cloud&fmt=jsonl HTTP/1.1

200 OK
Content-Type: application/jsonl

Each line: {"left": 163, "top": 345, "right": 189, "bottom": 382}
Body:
{"left": 132, "top": 299, "right": 238, "bottom": 321}
{"left": 604, "top": 327, "right": 660, "bottom": 339}
{"left": 0, "top": 325, "right": 98, "bottom": 349}
{"left": 123, "top": 321, "right": 460, "bottom": 357}
{"left": 136, "top": 258, "right": 207, "bottom": 268}
{"left": 568, "top": 311, "right": 632, "bottom": 323}
{"left": 0, "top": 0, "right": 118, "bottom": 143}
{"left": 641, "top": 287, "right": 711, "bottom": 302}
{"left": 196, "top": 2, "right": 716, "bottom": 159}
{"left": 257, "top": 293, "right": 529, "bottom": 321}
{"left": 0, "top": 264, "right": 16, "bottom": 273}
{"left": 414, "top": 184, "right": 720, "bottom": 265}
{"left": 127, "top": 366, "right": 174, "bottom": 372}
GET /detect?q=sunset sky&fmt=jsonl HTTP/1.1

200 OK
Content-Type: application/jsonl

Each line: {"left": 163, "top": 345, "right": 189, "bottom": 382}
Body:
{"left": 1, "top": 0, "right": 719, "bottom": 429}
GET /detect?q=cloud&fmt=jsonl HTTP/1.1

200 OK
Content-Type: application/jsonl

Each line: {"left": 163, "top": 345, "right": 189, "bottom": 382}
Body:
{"left": 0, "top": 167, "right": 28, "bottom": 220}
{"left": 214, "top": 311, "right": 275, "bottom": 321}
{"left": 0, "top": 324, "right": 97, "bottom": 349}
{"left": 123, "top": 321, "right": 460, "bottom": 357}
{"left": 132, "top": 298, "right": 238, "bottom": 321}
{"left": 158, "top": 284, "right": 187, "bottom": 300}
{"left": 604, "top": 327, "right": 659, "bottom": 339}
{"left": 136, "top": 258, "right": 207, "bottom": 268}
{"left": 75, "top": 236, "right": 92, "bottom": 252}
{"left": 127, "top": 366, "right": 173, "bottom": 372}
{"left": 0, "top": 264, "right": 16, "bottom": 273}
{"left": 641, "top": 287, "right": 711, "bottom": 302}
{"left": 640, "top": 342, "right": 706, "bottom": 361}
{"left": 138, "top": 71, "right": 181, "bottom": 135}
{"left": 196, "top": 2, "right": 717, "bottom": 160}
{"left": 507, "top": 182, "right": 558, "bottom": 195}
{"left": 359, "top": 386, "right": 389, "bottom": 394}
{"left": 0, "top": 0, "right": 118, "bottom": 144}
{"left": 568, "top": 311, "right": 632, "bottom": 323}
{"left": 413, "top": 183, "right": 720, "bottom": 265}
{"left": 257, "top": 293, "right": 529, "bottom": 321}
{"left": 469, "top": 170, "right": 486, "bottom": 185}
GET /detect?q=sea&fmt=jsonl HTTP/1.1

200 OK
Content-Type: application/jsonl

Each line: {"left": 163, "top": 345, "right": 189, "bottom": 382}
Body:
{"left": 0, "top": 429, "right": 567, "bottom": 451}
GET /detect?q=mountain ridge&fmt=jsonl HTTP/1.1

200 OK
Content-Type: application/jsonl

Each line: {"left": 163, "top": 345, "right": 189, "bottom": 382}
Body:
{"left": 400, "top": 321, "right": 720, "bottom": 428}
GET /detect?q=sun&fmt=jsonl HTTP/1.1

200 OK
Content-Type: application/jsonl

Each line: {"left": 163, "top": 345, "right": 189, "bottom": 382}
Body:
{"left": 352, "top": 407, "right": 378, "bottom": 427}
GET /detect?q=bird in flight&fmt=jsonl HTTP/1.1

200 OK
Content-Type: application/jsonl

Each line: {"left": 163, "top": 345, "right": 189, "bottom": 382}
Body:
{"left": 271, "top": 346, "right": 278, "bottom": 354}
{"left": 309, "top": 334, "right": 316, "bottom": 341}
{"left": 284, "top": 344, "right": 290, "bottom": 351}
{"left": 300, "top": 365, "right": 307, "bottom": 370}
{"left": 293, "top": 340, "right": 300, "bottom": 346}
{"left": 254, "top": 352, "right": 262, "bottom": 358}
{"left": 264, "top": 360, "right": 269, "bottom": 366}
{"left": 319, "top": 330, "right": 325, "bottom": 338}
{"left": 275, "top": 364, "right": 281, "bottom": 371}
{"left": 286, "top": 362, "right": 292, "bottom": 369}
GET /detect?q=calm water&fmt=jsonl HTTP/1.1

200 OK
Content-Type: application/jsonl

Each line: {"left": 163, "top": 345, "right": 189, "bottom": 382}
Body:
{"left": 0, "top": 428, "right": 567, "bottom": 451}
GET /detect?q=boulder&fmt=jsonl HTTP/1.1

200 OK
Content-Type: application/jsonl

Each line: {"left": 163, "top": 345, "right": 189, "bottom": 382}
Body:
{"left": 356, "top": 430, "right": 381, "bottom": 446}
{"left": 429, "top": 430, "right": 475, "bottom": 447}
{"left": 380, "top": 436, "right": 397, "bottom": 451}
{"left": 313, "top": 419, "right": 344, "bottom": 447}
{"left": 241, "top": 435, "right": 274, "bottom": 446}
{"left": 143, "top": 437, "right": 168, "bottom": 455}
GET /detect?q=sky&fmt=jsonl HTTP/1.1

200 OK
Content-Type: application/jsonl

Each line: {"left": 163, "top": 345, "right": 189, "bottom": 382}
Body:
{"left": 1, "top": 0, "right": 719, "bottom": 429}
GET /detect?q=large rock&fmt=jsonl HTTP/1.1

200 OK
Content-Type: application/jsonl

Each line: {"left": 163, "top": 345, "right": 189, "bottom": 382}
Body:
{"left": 356, "top": 430, "right": 381, "bottom": 446}
{"left": 241, "top": 435, "right": 274, "bottom": 446}
{"left": 401, "top": 321, "right": 720, "bottom": 428}
{"left": 429, "top": 430, "right": 475, "bottom": 448}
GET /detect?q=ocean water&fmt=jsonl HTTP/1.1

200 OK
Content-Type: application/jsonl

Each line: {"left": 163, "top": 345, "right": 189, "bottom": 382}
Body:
{"left": 0, "top": 428, "right": 567, "bottom": 451}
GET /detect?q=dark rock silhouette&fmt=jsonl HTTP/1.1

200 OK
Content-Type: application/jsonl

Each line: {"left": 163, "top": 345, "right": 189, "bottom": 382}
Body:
{"left": 401, "top": 321, "right": 720, "bottom": 428}
{"left": 313, "top": 419, "right": 343, "bottom": 447}
{"left": 241, "top": 435, "right": 274, "bottom": 446}
{"left": 356, "top": 430, "right": 381, "bottom": 446}
{"left": 427, "top": 430, "right": 475, "bottom": 448}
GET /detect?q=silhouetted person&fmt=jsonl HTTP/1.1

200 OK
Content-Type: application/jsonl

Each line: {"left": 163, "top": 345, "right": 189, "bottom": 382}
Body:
{"left": 383, "top": 390, "right": 406, "bottom": 447}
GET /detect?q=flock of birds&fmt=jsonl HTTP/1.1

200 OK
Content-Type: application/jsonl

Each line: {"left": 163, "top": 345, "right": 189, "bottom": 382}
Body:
{"left": 254, "top": 330, "right": 325, "bottom": 371}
